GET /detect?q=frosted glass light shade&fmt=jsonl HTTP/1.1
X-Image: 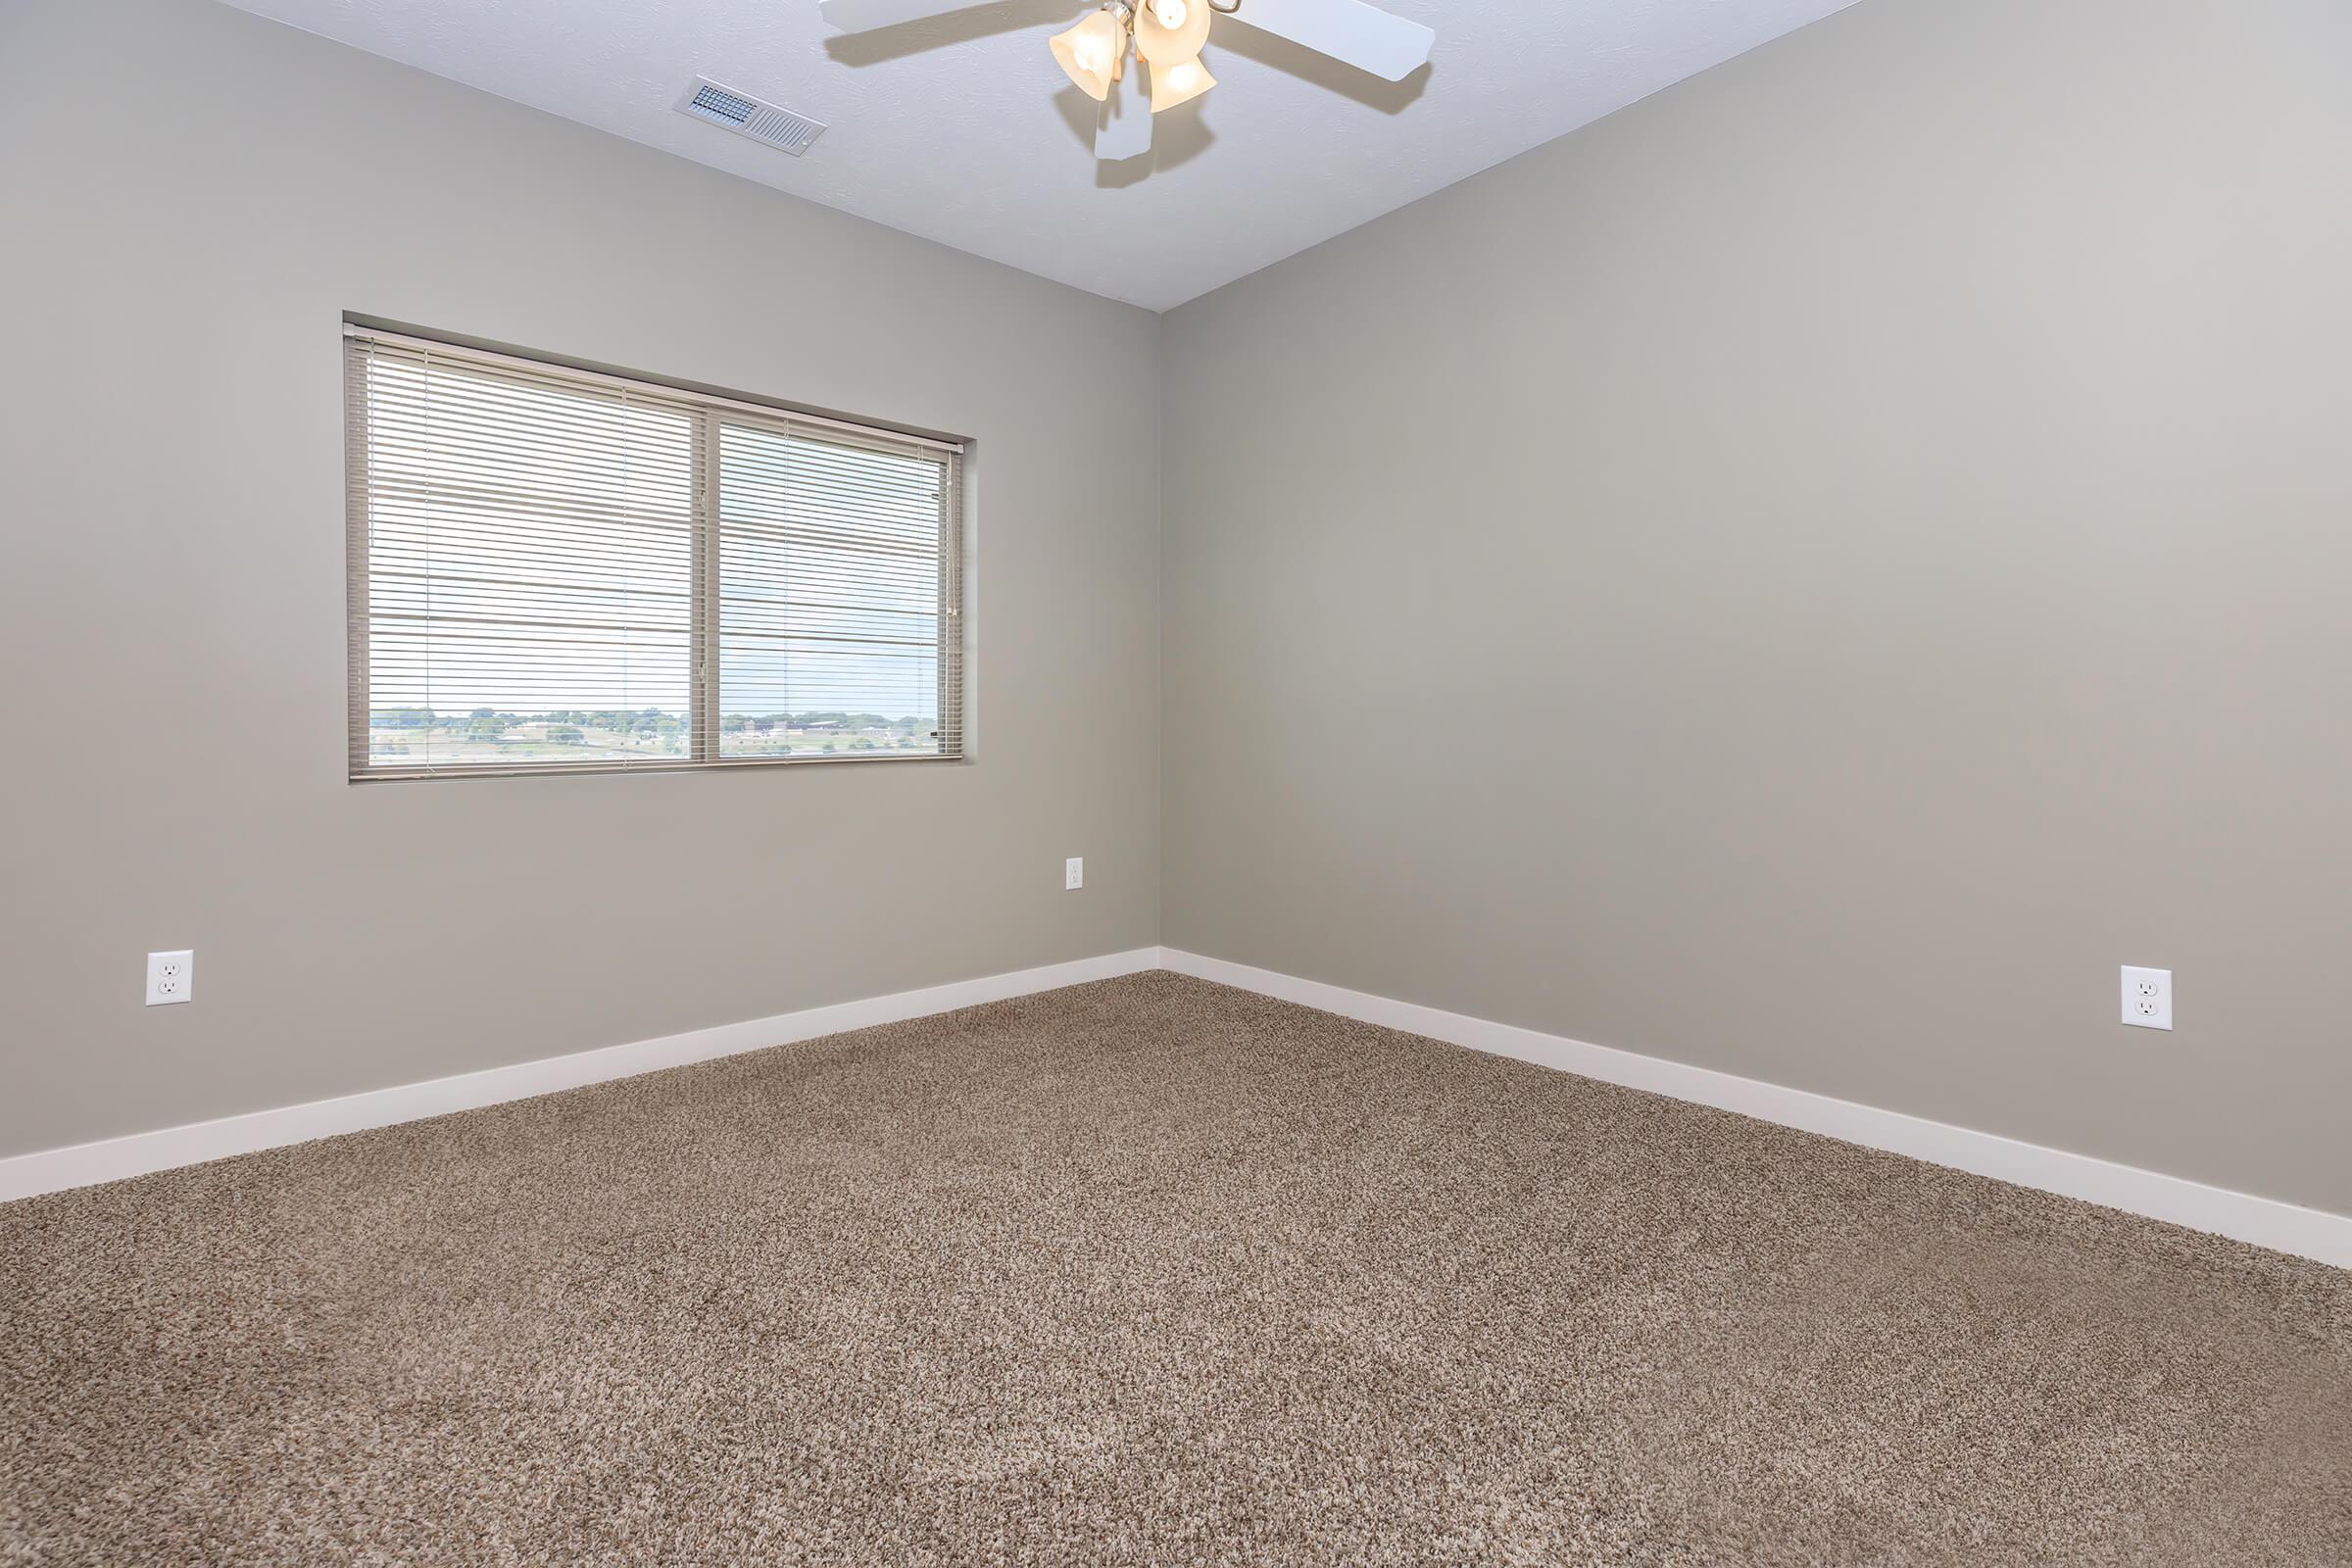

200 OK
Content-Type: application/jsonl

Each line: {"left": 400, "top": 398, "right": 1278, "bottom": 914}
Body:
{"left": 1051, "top": 9, "right": 1126, "bottom": 102}
{"left": 1150, "top": 53, "right": 1215, "bottom": 112}
{"left": 1134, "top": 0, "right": 1211, "bottom": 65}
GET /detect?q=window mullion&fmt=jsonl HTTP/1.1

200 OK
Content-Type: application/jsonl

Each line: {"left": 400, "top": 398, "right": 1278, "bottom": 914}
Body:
{"left": 692, "top": 411, "right": 721, "bottom": 763}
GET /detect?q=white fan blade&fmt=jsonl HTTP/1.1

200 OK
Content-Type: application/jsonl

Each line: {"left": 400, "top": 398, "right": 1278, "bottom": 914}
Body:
{"left": 1095, "top": 78, "right": 1153, "bottom": 162}
{"left": 818, "top": 0, "right": 990, "bottom": 32}
{"left": 1222, "top": 0, "right": 1432, "bottom": 80}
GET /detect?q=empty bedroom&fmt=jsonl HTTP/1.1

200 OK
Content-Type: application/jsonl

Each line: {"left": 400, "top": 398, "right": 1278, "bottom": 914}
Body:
{"left": 2, "top": 0, "right": 2346, "bottom": 1560}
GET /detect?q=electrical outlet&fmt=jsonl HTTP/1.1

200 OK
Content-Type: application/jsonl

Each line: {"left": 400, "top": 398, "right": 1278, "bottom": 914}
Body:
{"left": 1065, "top": 857, "right": 1084, "bottom": 891}
{"left": 146, "top": 950, "right": 194, "bottom": 1006}
{"left": 2120, "top": 965, "right": 2171, "bottom": 1031}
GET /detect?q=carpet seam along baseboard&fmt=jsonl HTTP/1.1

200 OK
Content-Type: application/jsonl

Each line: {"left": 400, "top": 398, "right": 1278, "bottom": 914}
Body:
{"left": 2, "top": 946, "right": 2345, "bottom": 1269}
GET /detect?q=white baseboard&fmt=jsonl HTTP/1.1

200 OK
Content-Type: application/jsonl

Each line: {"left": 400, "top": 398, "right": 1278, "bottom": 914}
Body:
{"left": 10, "top": 943, "right": 2346, "bottom": 1272}
{"left": 1160, "top": 948, "right": 2352, "bottom": 1271}
{"left": 0, "top": 947, "right": 1163, "bottom": 1204}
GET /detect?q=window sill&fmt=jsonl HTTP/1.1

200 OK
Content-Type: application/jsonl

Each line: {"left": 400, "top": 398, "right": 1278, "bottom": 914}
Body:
{"left": 349, "top": 752, "right": 968, "bottom": 784}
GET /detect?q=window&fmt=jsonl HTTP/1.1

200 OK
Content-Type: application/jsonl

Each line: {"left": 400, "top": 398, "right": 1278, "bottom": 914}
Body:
{"left": 344, "top": 327, "right": 964, "bottom": 780}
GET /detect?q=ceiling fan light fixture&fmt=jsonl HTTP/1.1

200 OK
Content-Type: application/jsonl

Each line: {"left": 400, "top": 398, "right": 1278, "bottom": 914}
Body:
{"left": 1050, "top": 6, "right": 1130, "bottom": 103}
{"left": 1134, "top": 0, "right": 1212, "bottom": 64}
{"left": 1149, "top": 52, "right": 1215, "bottom": 113}
{"left": 820, "top": 0, "right": 1439, "bottom": 166}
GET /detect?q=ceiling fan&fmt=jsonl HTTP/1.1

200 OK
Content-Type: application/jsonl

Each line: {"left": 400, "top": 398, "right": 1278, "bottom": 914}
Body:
{"left": 818, "top": 0, "right": 1435, "bottom": 163}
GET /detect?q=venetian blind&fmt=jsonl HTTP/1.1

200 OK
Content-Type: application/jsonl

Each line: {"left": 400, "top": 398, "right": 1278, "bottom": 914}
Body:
{"left": 345, "top": 328, "right": 963, "bottom": 779}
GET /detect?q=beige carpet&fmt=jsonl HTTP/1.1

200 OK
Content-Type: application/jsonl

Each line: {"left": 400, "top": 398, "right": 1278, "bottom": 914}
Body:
{"left": 2, "top": 973, "right": 2346, "bottom": 1566}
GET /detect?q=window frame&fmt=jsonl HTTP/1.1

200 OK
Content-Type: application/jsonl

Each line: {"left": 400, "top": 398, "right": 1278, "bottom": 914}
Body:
{"left": 344, "top": 325, "right": 966, "bottom": 784}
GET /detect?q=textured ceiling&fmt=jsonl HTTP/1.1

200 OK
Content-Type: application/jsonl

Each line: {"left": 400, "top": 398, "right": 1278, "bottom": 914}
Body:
{"left": 217, "top": 0, "right": 1861, "bottom": 310}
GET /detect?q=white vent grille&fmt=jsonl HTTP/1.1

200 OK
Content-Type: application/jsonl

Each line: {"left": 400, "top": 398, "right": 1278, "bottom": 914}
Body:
{"left": 674, "top": 77, "right": 826, "bottom": 156}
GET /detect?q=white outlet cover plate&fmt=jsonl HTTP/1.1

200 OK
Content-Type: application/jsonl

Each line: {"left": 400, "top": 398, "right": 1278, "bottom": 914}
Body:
{"left": 1065, "top": 858, "right": 1084, "bottom": 890}
{"left": 2121, "top": 965, "right": 2172, "bottom": 1031}
{"left": 146, "top": 950, "right": 194, "bottom": 1006}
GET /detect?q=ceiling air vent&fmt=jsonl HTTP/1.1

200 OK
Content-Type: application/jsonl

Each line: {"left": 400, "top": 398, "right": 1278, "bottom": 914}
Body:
{"left": 674, "top": 77, "right": 826, "bottom": 157}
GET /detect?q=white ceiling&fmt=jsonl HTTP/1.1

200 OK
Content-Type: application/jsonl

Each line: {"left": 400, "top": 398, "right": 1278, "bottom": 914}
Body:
{"left": 220, "top": 0, "right": 1860, "bottom": 311}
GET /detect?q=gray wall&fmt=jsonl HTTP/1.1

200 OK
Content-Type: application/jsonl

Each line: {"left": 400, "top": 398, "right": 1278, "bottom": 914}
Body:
{"left": 5, "top": 0, "right": 2346, "bottom": 1221}
{"left": 1161, "top": 0, "right": 2352, "bottom": 1215}
{"left": 0, "top": 0, "right": 1160, "bottom": 1157}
